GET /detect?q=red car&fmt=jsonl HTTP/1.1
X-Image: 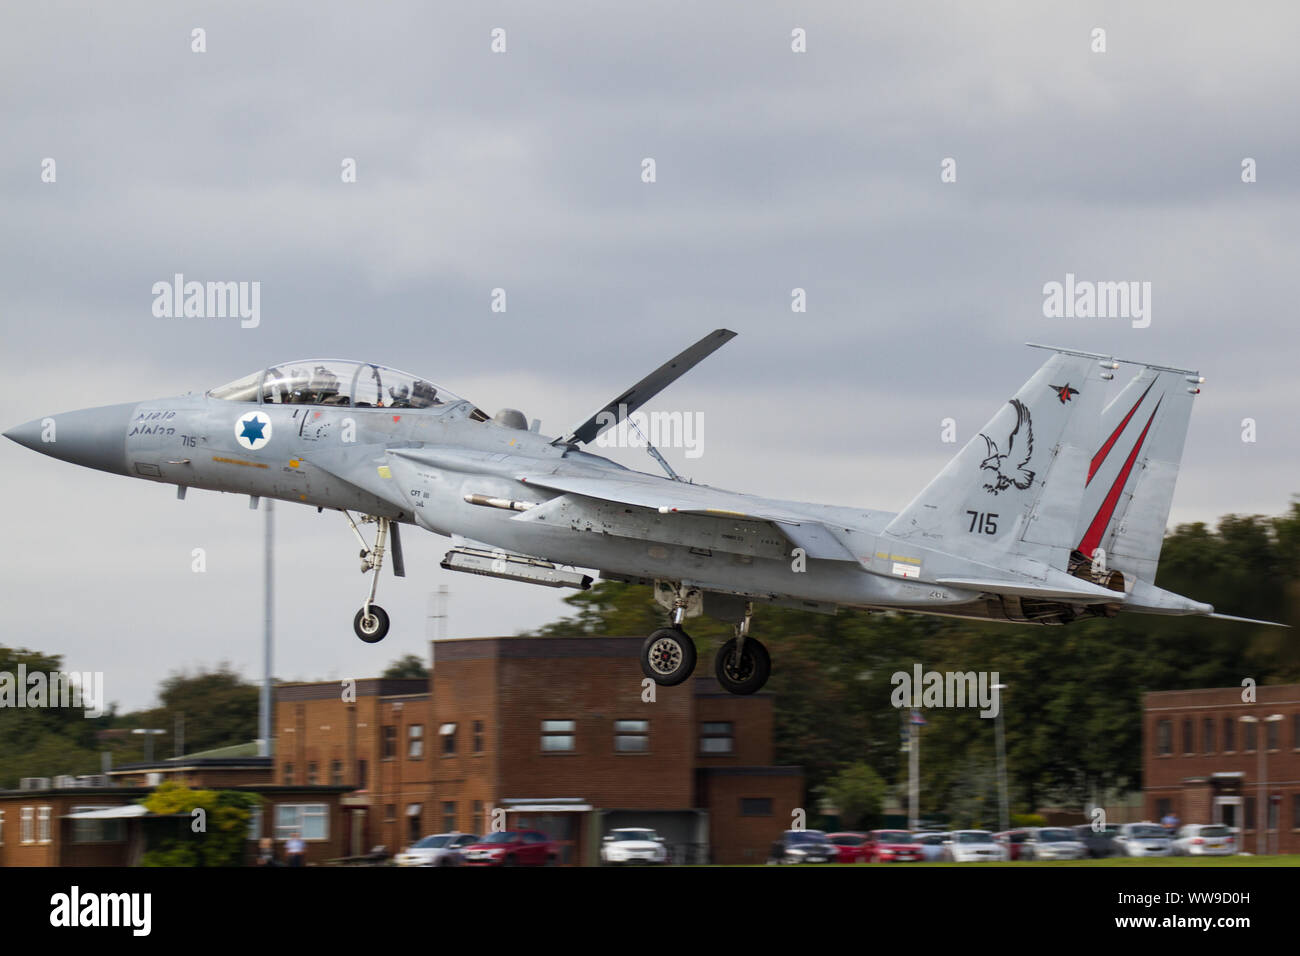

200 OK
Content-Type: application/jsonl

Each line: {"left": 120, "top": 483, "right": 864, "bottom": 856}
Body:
{"left": 826, "top": 832, "right": 872, "bottom": 863}
{"left": 461, "top": 830, "right": 558, "bottom": 866}
{"left": 863, "top": 830, "right": 924, "bottom": 862}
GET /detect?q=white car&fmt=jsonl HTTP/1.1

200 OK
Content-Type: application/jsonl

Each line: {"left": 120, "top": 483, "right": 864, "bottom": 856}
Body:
{"left": 1172, "top": 824, "right": 1236, "bottom": 857}
{"left": 601, "top": 828, "right": 669, "bottom": 865}
{"left": 914, "top": 832, "right": 950, "bottom": 862}
{"left": 1022, "top": 827, "right": 1087, "bottom": 861}
{"left": 1114, "top": 823, "right": 1174, "bottom": 857}
{"left": 394, "top": 832, "right": 479, "bottom": 866}
{"left": 944, "top": 830, "right": 1009, "bottom": 862}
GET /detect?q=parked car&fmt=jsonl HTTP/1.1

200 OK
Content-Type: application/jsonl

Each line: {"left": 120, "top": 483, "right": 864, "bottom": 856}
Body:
{"left": 1114, "top": 822, "right": 1173, "bottom": 857}
{"left": 1019, "top": 827, "right": 1086, "bottom": 861}
{"left": 461, "top": 830, "right": 557, "bottom": 866}
{"left": 913, "top": 832, "right": 950, "bottom": 862}
{"left": 826, "top": 832, "right": 872, "bottom": 863}
{"left": 1172, "top": 824, "right": 1236, "bottom": 857}
{"left": 943, "top": 830, "right": 1008, "bottom": 862}
{"left": 395, "top": 832, "right": 479, "bottom": 867}
{"left": 601, "top": 828, "right": 669, "bottom": 865}
{"left": 995, "top": 829, "right": 1030, "bottom": 861}
{"left": 1070, "top": 823, "right": 1122, "bottom": 858}
{"left": 767, "top": 829, "right": 837, "bottom": 864}
{"left": 863, "top": 830, "right": 924, "bottom": 862}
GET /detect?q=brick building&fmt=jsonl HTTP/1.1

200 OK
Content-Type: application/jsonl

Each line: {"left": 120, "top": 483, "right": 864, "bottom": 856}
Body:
{"left": 1144, "top": 683, "right": 1300, "bottom": 854}
{"left": 274, "top": 636, "right": 803, "bottom": 864}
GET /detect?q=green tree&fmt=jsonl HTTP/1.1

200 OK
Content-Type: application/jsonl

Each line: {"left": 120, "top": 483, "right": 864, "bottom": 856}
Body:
{"left": 141, "top": 781, "right": 260, "bottom": 867}
{"left": 822, "top": 762, "right": 886, "bottom": 830}
{"left": 381, "top": 654, "right": 429, "bottom": 679}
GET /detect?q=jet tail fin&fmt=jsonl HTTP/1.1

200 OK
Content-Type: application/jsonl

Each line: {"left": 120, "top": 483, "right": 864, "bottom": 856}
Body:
{"left": 1072, "top": 364, "right": 1202, "bottom": 584}
{"left": 884, "top": 351, "right": 1112, "bottom": 573}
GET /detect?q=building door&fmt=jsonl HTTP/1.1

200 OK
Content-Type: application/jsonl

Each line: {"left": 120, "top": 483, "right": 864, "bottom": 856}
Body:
{"left": 1213, "top": 796, "right": 1241, "bottom": 832}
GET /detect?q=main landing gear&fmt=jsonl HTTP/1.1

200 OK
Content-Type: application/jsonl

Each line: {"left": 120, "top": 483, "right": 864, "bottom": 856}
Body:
{"left": 638, "top": 593, "right": 770, "bottom": 695}
{"left": 715, "top": 608, "right": 770, "bottom": 696}
{"left": 342, "top": 511, "right": 399, "bottom": 643}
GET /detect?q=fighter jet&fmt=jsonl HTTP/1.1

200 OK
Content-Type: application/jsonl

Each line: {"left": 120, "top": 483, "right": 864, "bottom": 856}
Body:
{"left": 4, "top": 334, "right": 1280, "bottom": 696}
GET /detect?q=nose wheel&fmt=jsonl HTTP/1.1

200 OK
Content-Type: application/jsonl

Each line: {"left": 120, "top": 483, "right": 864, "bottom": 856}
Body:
{"left": 342, "top": 511, "right": 399, "bottom": 643}
{"left": 354, "top": 605, "right": 390, "bottom": 643}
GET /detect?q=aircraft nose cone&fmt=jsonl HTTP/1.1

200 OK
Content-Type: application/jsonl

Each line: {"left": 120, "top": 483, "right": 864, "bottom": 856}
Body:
{"left": 4, "top": 403, "right": 137, "bottom": 475}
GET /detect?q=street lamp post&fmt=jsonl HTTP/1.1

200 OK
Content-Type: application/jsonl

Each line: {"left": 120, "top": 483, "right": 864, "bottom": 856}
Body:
{"left": 1239, "top": 714, "right": 1283, "bottom": 855}
{"left": 993, "top": 684, "right": 1009, "bottom": 836}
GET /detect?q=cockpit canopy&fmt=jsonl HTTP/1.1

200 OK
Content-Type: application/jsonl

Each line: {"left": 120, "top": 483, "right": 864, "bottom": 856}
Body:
{"left": 208, "top": 360, "right": 487, "bottom": 418}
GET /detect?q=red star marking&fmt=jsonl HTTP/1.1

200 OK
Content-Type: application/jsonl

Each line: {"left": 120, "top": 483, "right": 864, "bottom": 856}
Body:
{"left": 392, "top": 415, "right": 401, "bottom": 422}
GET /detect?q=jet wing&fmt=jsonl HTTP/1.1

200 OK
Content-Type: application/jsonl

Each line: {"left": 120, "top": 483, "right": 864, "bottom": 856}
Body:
{"left": 556, "top": 328, "right": 736, "bottom": 446}
{"left": 516, "top": 472, "right": 860, "bottom": 561}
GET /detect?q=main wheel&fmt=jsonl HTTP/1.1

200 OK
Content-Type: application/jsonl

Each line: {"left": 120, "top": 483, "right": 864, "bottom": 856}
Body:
{"left": 640, "top": 627, "right": 697, "bottom": 686}
{"left": 353, "top": 605, "right": 390, "bottom": 643}
{"left": 715, "top": 636, "right": 771, "bottom": 695}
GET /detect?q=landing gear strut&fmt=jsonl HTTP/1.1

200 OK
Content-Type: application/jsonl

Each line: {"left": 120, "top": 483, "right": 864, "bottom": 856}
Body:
{"left": 343, "top": 511, "right": 392, "bottom": 643}
{"left": 715, "top": 603, "right": 770, "bottom": 695}
{"left": 640, "top": 587, "right": 697, "bottom": 685}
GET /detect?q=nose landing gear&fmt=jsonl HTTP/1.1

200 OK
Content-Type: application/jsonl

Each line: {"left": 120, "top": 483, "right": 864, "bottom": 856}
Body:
{"left": 342, "top": 511, "right": 399, "bottom": 643}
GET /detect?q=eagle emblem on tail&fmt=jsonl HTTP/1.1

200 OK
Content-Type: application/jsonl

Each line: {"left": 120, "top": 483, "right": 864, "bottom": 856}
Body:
{"left": 978, "top": 398, "right": 1035, "bottom": 494}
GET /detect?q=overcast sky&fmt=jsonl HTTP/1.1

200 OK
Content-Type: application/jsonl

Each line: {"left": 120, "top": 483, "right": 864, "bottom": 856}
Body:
{"left": 2, "top": 2, "right": 1297, "bottom": 714}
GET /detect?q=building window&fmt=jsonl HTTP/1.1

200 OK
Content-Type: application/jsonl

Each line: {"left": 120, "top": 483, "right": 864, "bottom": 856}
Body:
{"left": 1266, "top": 719, "right": 1279, "bottom": 752}
{"left": 1182, "top": 718, "right": 1194, "bottom": 755}
{"left": 1245, "top": 797, "right": 1256, "bottom": 830}
{"left": 1202, "top": 718, "right": 1215, "bottom": 754}
{"left": 382, "top": 725, "right": 397, "bottom": 759}
{"left": 1294, "top": 714, "right": 1300, "bottom": 750}
{"left": 1155, "top": 798, "right": 1171, "bottom": 821}
{"left": 331, "top": 760, "right": 343, "bottom": 785}
{"left": 442, "top": 801, "right": 457, "bottom": 833}
{"left": 614, "top": 719, "right": 649, "bottom": 752}
{"left": 0, "top": 809, "right": 4, "bottom": 845}
{"left": 357, "top": 759, "right": 368, "bottom": 789}
{"left": 308, "top": 762, "right": 318, "bottom": 785}
{"left": 1223, "top": 717, "right": 1236, "bottom": 752}
{"left": 439, "top": 723, "right": 456, "bottom": 755}
{"left": 21, "top": 807, "right": 34, "bottom": 844}
{"left": 473, "top": 800, "right": 483, "bottom": 833}
{"left": 740, "top": 798, "right": 772, "bottom": 816}
{"left": 1293, "top": 795, "right": 1300, "bottom": 830}
{"left": 1156, "top": 720, "right": 1172, "bottom": 756}
{"left": 384, "top": 804, "right": 396, "bottom": 823}
{"left": 473, "top": 720, "right": 484, "bottom": 753}
{"left": 248, "top": 805, "right": 262, "bottom": 840}
{"left": 409, "top": 724, "right": 424, "bottom": 758}
{"left": 275, "top": 803, "right": 329, "bottom": 841}
{"left": 38, "top": 806, "right": 51, "bottom": 843}
{"left": 283, "top": 762, "right": 295, "bottom": 786}
{"left": 1244, "top": 720, "right": 1257, "bottom": 753}
{"left": 541, "top": 719, "right": 575, "bottom": 752}
{"left": 700, "top": 721, "right": 735, "bottom": 754}
{"left": 70, "top": 807, "right": 126, "bottom": 844}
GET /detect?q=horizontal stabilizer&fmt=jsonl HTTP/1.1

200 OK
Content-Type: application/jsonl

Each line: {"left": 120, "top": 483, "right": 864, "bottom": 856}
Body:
{"left": 1209, "top": 612, "right": 1290, "bottom": 628}
{"left": 936, "top": 576, "right": 1124, "bottom": 603}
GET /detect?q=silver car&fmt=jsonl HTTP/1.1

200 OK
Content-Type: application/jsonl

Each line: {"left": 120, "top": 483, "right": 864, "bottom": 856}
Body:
{"left": 394, "top": 832, "right": 479, "bottom": 867}
{"left": 1115, "top": 823, "right": 1174, "bottom": 857}
{"left": 1172, "top": 824, "right": 1236, "bottom": 857}
{"left": 1022, "top": 827, "right": 1087, "bottom": 861}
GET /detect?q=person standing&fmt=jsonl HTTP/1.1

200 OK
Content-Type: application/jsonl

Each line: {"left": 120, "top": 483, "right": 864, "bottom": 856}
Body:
{"left": 286, "top": 830, "right": 307, "bottom": 867}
